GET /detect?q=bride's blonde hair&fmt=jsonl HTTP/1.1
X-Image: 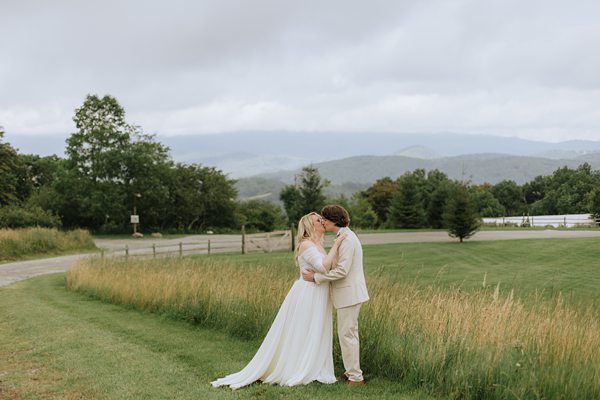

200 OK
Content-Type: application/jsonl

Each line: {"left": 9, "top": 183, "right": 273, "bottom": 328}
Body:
{"left": 294, "top": 212, "right": 322, "bottom": 260}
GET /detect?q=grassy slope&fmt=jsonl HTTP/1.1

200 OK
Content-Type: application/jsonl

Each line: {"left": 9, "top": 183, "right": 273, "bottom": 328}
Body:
{"left": 0, "top": 274, "right": 435, "bottom": 400}
{"left": 0, "top": 228, "right": 97, "bottom": 263}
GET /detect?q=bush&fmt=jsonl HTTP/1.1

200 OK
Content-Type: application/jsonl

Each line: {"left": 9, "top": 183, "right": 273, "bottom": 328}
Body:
{"left": 0, "top": 205, "right": 61, "bottom": 229}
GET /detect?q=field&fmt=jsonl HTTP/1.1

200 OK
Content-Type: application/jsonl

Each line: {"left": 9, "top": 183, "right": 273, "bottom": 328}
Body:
{"left": 209, "top": 238, "right": 600, "bottom": 304}
{"left": 62, "top": 238, "right": 600, "bottom": 399}
{"left": 1, "top": 238, "right": 598, "bottom": 399}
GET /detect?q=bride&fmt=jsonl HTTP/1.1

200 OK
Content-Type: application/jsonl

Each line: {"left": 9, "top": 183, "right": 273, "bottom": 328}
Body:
{"left": 211, "top": 212, "right": 347, "bottom": 389}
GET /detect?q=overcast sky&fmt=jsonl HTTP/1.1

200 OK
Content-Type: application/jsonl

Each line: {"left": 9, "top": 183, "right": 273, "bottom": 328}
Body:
{"left": 2, "top": 0, "right": 600, "bottom": 143}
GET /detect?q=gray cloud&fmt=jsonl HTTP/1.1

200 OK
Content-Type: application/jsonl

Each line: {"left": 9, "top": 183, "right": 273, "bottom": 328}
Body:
{"left": 2, "top": 0, "right": 600, "bottom": 142}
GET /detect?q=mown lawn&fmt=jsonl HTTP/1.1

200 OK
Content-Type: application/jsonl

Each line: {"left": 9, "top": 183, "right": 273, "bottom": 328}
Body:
{"left": 0, "top": 274, "right": 436, "bottom": 400}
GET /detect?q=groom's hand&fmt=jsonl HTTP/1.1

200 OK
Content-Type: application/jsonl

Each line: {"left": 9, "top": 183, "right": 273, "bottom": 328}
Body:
{"left": 302, "top": 269, "right": 315, "bottom": 282}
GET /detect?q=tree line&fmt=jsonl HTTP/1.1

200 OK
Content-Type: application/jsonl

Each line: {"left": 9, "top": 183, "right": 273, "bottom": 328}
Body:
{"left": 2, "top": 94, "right": 600, "bottom": 235}
{"left": 0, "top": 94, "right": 284, "bottom": 233}
{"left": 279, "top": 163, "right": 600, "bottom": 232}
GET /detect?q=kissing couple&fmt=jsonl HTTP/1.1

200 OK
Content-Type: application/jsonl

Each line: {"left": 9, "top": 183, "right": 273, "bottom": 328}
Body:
{"left": 212, "top": 204, "right": 369, "bottom": 389}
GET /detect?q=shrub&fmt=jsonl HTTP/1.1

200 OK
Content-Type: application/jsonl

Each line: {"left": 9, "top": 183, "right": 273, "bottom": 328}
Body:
{"left": 0, "top": 205, "right": 61, "bottom": 229}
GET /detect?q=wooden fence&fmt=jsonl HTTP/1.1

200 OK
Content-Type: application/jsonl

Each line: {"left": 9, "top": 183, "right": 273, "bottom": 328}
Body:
{"left": 101, "top": 228, "right": 294, "bottom": 260}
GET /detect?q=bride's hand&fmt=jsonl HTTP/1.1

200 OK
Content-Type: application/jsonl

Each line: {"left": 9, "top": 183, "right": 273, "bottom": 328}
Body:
{"left": 334, "top": 233, "right": 347, "bottom": 247}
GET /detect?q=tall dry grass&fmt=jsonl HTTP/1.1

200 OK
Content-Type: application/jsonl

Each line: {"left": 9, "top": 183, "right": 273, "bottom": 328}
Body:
{"left": 67, "top": 257, "right": 600, "bottom": 399}
{"left": 0, "top": 227, "right": 96, "bottom": 261}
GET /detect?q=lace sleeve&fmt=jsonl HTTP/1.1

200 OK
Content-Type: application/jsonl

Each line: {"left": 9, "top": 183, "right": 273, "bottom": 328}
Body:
{"left": 300, "top": 246, "right": 326, "bottom": 274}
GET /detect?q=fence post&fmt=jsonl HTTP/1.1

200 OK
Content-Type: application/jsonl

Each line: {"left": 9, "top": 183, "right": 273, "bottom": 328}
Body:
{"left": 207, "top": 239, "right": 211, "bottom": 255}
{"left": 290, "top": 224, "right": 295, "bottom": 251}
{"left": 266, "top": 232, "right": 271, "bottom": 253}
{"left": 100, "top": 249, "right": 105, "bottom": 260}
{"left": 125, "top": 245, "right": 129, "bottom": 260}
{"left": 241, "top": 225, "right": 246, "bottom": 254}
{"left": 179, "top": 242, "right": 183, "bottom": 257}
{"left": 564, "top": 216, "right": 567, "bottom": 227}
{"left": 531, "top": 216, "right": 534, "bottom": 227}
{"left": 152, "top": 243, "right": 156, "bottom": 258}
{"left": 502, "top": 217, "right": 505, "bottom": 226}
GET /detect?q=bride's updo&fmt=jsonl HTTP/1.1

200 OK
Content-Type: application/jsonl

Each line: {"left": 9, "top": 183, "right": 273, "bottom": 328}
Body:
{"left": 294, "top": 212, "right": 321, "bottom": 260}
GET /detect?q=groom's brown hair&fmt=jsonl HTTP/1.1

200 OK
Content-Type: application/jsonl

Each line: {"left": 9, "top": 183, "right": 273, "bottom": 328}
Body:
{"left": 321, "top": 205, "right": 350, "bottom": 227}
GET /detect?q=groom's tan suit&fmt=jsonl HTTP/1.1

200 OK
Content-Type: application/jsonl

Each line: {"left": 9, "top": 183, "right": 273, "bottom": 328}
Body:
{"left": 314, "top": 227, "right": 369, "bottom": 382}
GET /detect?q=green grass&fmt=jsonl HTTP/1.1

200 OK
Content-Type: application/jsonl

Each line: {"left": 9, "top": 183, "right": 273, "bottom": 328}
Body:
{"left": 0, "top": 228, "right": 97, "bottom": 262}
{"left": 66, "top": 237, "right": 600, "bottom": 400}
{"left": 0, "top": 274, "right": 436, "bottom": 400}
{"left": 207, "top": 237, "right": 600, "bottom": 305}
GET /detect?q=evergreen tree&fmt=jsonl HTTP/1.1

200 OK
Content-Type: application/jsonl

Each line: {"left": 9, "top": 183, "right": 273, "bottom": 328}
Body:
{"left": 280, "top": 165, "right": 329, "bottom": 225}
{"left": 427, "top": 181, "right": 455, "bottom": 228}
{"left": 298, "top": 165, "right": 328, "bottom": 215}
{"left": 387, "top": 173, "right": 426, "bottom": 228}
{"left": 280, "top": 185, "right": 302, "bottom": 225}
{"left": 444, "top": 184, "right": 480, "bottom": 242}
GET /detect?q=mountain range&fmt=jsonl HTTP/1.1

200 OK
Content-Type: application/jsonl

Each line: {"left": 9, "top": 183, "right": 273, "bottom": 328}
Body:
{"left": 235, "top": 152, "right": 600, "bottom": 203}
{"left": 5, "top": 131, "right": 600, "bottom": 203}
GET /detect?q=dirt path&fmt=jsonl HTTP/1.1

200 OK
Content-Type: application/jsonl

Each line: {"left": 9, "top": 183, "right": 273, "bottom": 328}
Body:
{"left": 2, "top": 230, "right": 600, "bottom": 287}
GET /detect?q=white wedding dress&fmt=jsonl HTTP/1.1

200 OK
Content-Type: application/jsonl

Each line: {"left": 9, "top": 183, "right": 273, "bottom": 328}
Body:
{"left": 211, "top": 245, "right": 336, "bottom": 389}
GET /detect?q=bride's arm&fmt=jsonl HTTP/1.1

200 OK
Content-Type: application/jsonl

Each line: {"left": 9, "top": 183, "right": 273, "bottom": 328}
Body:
{"left": 322, "top": 234, "right": 347, "bottom": 271}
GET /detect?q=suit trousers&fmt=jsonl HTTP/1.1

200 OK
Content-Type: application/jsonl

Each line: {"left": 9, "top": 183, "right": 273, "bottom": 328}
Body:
{"left": 337, "top": 303, "right": 363, "bottom": 382}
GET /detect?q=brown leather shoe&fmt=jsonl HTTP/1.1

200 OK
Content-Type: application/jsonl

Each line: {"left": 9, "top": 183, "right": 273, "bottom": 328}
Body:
{"left": 346, "top": 379, "right": 366, "bottom": 386}
{"left": 339, "top": 373, "right": 348, "bottom": 382}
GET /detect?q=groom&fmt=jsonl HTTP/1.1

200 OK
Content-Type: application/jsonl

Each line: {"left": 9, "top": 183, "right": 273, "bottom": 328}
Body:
{"left": 302, "top": 204, "right": 369, "bottom": 385}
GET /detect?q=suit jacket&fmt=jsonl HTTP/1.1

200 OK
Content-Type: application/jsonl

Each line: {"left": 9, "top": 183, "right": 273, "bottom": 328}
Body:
{"left": 314, "top": 228, "right": 369, "bottom": 309}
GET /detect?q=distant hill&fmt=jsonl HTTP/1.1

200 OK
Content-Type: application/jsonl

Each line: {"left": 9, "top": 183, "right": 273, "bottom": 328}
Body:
{"left": 235, "top": 153, "right": 600, "bottom": 201}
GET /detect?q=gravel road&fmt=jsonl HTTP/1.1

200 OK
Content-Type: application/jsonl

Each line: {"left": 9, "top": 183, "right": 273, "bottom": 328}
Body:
{"left": 2, "top": 230, "right": 599, "bottom": 288}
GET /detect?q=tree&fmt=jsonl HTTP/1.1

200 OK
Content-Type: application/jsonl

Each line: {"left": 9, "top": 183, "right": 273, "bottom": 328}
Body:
{"left": 444, "top": 185, "right": 480, "bottom": 242}
{"left": 238, "top": 200, "right": 286, "bottom": 232}
{"left": 587, "top": 188, "right": 600, "bottom": 225}
{"left": 474, "top": 190, "right": 505, "bottom": 217}
{"left": 280, "top": 166, "right": 329, "bottom": 225}
{"left": 0, "top": 127, "right": 22, "bottom": 206}
{"left": 347, "top": 193, "right": 377, "bottom": 229}
{"left": 61, "top": 94, "right": 174, "bottom": 231}
{"left": 166, "top": 163, "right": 238, "bottom": 232}
{"left": 527, "top": 164, "right": 600, "bottom": 215}
{"left": 364, "top": 177, "right": 396, "bottom": 227}
{"left": 387, "top": 172, "right": 426, "bottom": 228}
{"left": 280, "top": 185, "right": 302, "bottom": 225}
{"left": 427, "top": 181, "right": 456, "bottom": 228}
{"left": 522, "top": 175, "right": 548, "bottom": 206}
{"left": 490, "top": 180, "right": 525, "bottom": 216}
{"left": 297, "top": 165, "right": 329, "bottom": 215}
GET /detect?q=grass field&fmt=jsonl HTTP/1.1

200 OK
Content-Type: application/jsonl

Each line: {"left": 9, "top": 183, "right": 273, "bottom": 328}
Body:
{"left": 210, "top": 238, "right": 600, "bottom": 305}
{"left": 0, "top": 274, "right": 434, "bottom": 400}
{"left": 0, "top": 228, "right": 97, "bottom": 262}
{"left": 65, "top": 238, "right": 600, "bottom": 399}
